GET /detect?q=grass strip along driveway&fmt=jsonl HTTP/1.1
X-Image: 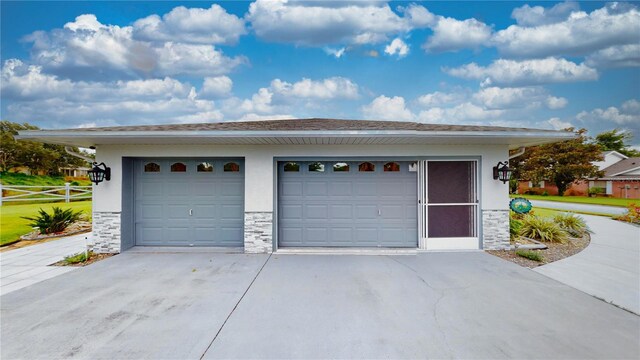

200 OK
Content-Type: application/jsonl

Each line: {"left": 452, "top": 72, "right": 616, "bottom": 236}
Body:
{"left": 0, "top": 201, "right": 92, "bottom": 246}
{"left": 512, "top": 194, "right": 636, "bottom": 208}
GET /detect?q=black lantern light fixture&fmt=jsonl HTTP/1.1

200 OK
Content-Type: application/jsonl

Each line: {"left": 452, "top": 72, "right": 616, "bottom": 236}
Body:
{"left": 493, "top": 161, "right": 512, "bottom": 184}
{"left": 88, "top": 162, "right": 111, "bottom": 185}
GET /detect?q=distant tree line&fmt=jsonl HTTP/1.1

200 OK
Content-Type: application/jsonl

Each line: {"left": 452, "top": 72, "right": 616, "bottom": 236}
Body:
{"left": 510, "top": 128, "right": 639, "bottom": 196}
{"left": 0, "top": 121, "right": 93, "bottom": 175}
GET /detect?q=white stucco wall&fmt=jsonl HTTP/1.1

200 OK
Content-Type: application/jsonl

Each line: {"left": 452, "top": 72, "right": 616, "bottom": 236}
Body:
{"left": 93, "top": 144, "right": 510, "bottom": 213}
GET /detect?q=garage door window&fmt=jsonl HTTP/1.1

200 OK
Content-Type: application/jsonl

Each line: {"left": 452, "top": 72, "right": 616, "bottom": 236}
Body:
{"left": 144, "top": 163, "right": 160, "bottom": 172}
{"left": 224, "top": 162, "right": 240, "bottom": 172}
{"left": 308, "top": 162, "right": 325, "bottom": 172}
{"left": 171, "top": 162, "right": 187, "bottom": 172}
{"left": 283, "top": 162, "right": 300, "bottom": 172}
{"left": 333, "top": 162, "right": 349, "bottom": 172}
{"left": 359, "top": 162, "right": 375, "bottom": 172}
{"left": 384, "top": 162, "right": 400, "bottom": 172}
{"left": 197, "top": 162, "right": 213, "bottom": 172}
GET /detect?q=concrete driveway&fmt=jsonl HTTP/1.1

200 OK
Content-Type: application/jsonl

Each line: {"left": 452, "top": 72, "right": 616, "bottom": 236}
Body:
{"left": 530, "top": 199, "right": 627, "bottom": 216}
{"left": 535, "top": 214, "right": 640, "bottom": 314}
{"left": 1, "top": 252, "right": 639, "bottom": 359}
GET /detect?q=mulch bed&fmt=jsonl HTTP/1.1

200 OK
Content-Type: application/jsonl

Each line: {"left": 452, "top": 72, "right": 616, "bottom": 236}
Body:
{"left": 52, "top": 253, "right": 115, "bottom": 267}
{"left": 487, "top": 234, "right": 591, "bottom": 268}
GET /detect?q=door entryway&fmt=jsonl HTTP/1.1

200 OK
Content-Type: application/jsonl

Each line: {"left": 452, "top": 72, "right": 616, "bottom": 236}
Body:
{"left": 418, "top": 160, "right": 479, "bottom": 250}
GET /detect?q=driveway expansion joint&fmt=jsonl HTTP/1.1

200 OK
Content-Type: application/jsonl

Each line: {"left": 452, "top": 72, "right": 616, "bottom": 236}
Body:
{"left": 199, "top": 253, "right": 272, "bottom": 359}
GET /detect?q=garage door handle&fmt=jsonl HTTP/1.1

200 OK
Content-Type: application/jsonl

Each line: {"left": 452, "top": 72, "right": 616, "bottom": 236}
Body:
{"left": 189, "top": 209, "right": 193, "bottom": 216}
{"left": 378, "top": 209, "right": 381, "bottom": 216}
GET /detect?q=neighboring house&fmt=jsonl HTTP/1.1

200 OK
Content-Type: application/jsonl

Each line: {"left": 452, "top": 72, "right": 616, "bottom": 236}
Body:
{"left": 18, "top": 118, "right": 573, "bottom": 254}
{"left": 518, "top": 150, "right": 640, "bottom": 198}
{"left": 60, "top": 166, "right": 91, "bottom": 177}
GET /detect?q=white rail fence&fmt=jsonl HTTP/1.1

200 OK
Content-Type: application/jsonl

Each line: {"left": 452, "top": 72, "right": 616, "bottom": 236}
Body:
{"left": 0, "top": 183, "right": 92, "bottom": 206}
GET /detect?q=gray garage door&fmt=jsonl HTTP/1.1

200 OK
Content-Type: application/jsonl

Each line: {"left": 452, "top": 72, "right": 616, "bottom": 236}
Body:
{"left": 278, "top": 160, "right": 417, "bottom": 247}
{"left": 134, "top": 159, "right": 244, "bottom": 246}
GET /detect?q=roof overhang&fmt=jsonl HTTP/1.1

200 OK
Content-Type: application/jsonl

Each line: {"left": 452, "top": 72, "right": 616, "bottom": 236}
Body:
{"left": 17, "top": 129, "right": 576, "bottom": 149}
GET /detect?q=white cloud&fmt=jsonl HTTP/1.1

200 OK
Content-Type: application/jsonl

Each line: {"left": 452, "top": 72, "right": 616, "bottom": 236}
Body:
{"left": 362, "top": 95, "right": 414, "bottom": 121}
{"left": 417, "top": 102, "right": 505, "bottom": 123}
{"left": 423, "top": 16, "right": 492, "bottom": 53}
{"left": 384, "top": 38, "right": 409, "bottom": 57}
{"left": 246, "top": 0, "right": 425, "bottom": 47}
{"left": 493, "top": 3, "right": 640, "bottom": 58}
{"left": 200, "top": 76, "right": 233, "bottom": 99}
{"left": 323, "top": 47, "right": 346, "bottom": 58}
{"left": 547, "top": 117, "right": 573, "bottom": 130}
{"left": 511, "top": 1, "right": 580, "bottom": 27}
{"left": 416, "top": 90, "right": 466, "bottom": 107}
{"left": 546, "top": 96, "right": 568, "bottom": 110}
{"left": 270, "top": 77, "right": 359, "bottom": 100}
{"left": 155, "top": 42, "right": 247, "bottom": 77}
{"left": 585, "top": 44, "right": 640, "bottom": 68}
{"left": 132, "top": 4, "right": 246, "bottom": 45}
{"left": 445, "top": 57, "right": 598, "bottom": 86}
{"left": 23, "top": 14, "right": 246, "bottom": 80}
{"left": 1, "top": 59, "right": 225, "bottom": 127}
{"left": 577, "top": 99, "right": 640, "bottom": 125}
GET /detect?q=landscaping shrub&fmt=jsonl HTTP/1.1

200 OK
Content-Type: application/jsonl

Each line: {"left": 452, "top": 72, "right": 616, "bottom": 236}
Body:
{"left": 541, "top": 190, "right": 549, "bottom": 196}
{"left": 588, "top": 187, "right": 604, "bottom": 197}
{"left": 64, "top": 251, "right": 92, "bottom": 264}
{"left": 553, "top": 213, "right": 591, "bottom": 237}
{"left": 509, "top": 213, "right": 523, "bottom": 240}
{"left": 519, "top": 215, "right": 569, "bottom": 243}
{"left": 515, "top": 249, "right": 544, "bottom": 262}
{"left": 21, "top": 206, "right": 83, "bottom": 234}
{"left": 614, "top": 203, "right": 640, "bottom": 225}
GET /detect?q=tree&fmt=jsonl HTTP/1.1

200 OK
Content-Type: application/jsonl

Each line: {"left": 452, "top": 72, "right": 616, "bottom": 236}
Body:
{"left": 512, "top": 128, "right": 603, "bottom": 196}
{"left": 594, "top": 129, "right": 640, "bottom": 157}
{"left": 0, "top": 120, "right": 90, "bottom": 175}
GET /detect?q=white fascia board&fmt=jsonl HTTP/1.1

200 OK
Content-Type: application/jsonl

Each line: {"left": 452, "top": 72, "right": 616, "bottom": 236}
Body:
{"left": 17, "top": 129, "right": 576, "bottom": 140}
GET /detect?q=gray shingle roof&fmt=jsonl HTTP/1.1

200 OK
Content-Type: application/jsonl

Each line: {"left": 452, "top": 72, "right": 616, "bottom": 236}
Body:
{"left": 602, "top": 157, "right": 640, "bottom": 177}
{"left": 50, "top": 118, "right": 562, "bottom": 133}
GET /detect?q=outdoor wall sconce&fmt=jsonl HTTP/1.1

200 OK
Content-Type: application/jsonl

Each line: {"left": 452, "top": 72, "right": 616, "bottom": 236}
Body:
{"left": 88, "top": 162, "right": 111, "bottom": 185}
{"left": 493, "top": 161, "right": 512, "bottom": 183}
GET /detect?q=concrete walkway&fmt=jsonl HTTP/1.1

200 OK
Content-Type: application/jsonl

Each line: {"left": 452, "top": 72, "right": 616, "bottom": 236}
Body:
{"left": 0, "top": 233, "right": 90, "bottom": 296}
{"left": 535, "top": 214, "right": 640, "bottom": 314}
{"left": 530, "top": 199, "right": 627, "bottom": 215}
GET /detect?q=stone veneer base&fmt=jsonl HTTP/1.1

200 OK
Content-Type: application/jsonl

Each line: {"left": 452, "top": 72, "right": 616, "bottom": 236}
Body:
{"left": 244, "top": 211, "right": 273, "bottom": 253}
{"left": 482, "top": 210, "right": 510, "bottom": 250}
{"left": 92, "top": 212, "right": 121, "bottom": 254}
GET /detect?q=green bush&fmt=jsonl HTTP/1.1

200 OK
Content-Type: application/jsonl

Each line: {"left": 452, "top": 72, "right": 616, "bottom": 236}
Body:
{"left": 64, "top": 251, "right": 92, "bottom": 264}
{"left": 519, "top": 215, "right": 569, "bottom": 243}
{"left": 588, "top": 187, "right": 604, "bottom": 196}
{"left": 541, "top": 190, "right": 549, "bottom": 196}
{"left": 553, "top": 213, "right": 591, "bottom": 237}
{"left": 21, "top": 206, "right": 83, "bottom": 234}
{"left": 516, "top": 249, "right": 544, "bottom": 262}
{"left": 510, "top": 216, "right": 523, "bottom": 240}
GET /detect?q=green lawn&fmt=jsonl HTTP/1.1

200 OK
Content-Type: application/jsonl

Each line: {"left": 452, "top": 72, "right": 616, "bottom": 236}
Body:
{"left": 530, "top": 207, "right": 612, "bottom": 218}
{"left": 0, "top": 201, "right": 92, "bottom": 246}
{"left": 512, "top": 194, "right": 636, "bottom": 208}
{"left": 0, "top": 172, "right": 91, "bottom": 186}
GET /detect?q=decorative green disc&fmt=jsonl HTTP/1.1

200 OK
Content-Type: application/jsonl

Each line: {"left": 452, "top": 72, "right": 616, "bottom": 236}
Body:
{"left": 510, "top": 197, "right": 532, "bottom": 214}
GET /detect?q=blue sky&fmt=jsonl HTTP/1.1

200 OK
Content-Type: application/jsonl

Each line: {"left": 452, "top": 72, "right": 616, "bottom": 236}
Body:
{"left": 1, "top": 1, "right": 639, "bottom": 145}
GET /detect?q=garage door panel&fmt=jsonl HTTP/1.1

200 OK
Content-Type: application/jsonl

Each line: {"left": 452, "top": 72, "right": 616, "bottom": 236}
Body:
{"left": 278, "top": 160, "right": 416, "bottom": 248}
{"left": 281, "top": 181, "right": 303, "bottom": 196}
{"left": 328, "top": 181, "right": 352, "bottom": 196}
{"left": 329, "top": 204, "right": 352, "bottom": 219}
{"left": 134, "top": 158, "right": 244, "bottom": 247}
{"left": 281, "top": 205, "right": 303, "bottom": 219}
{"left": 306, "top": 205, "right": 328, "bottom": 219}
{"left": 330, "top": 228, "right": 353, "bottom": 242}
{"left": 305, "top": 181, "right": 328, "bottom": 196}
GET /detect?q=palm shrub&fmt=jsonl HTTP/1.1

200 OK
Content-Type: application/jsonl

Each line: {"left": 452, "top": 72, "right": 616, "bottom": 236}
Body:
{"left": 553, "top": 213, "right": 591, "bottom": 237}
{"left": 509, "top": 213, "right": 523, "bottom": 240}
{"left": 22, "top": 207, "right": 83, "bottom": 234}
{"left": 519, "top": 215, "right": 569, "bottom": 243}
